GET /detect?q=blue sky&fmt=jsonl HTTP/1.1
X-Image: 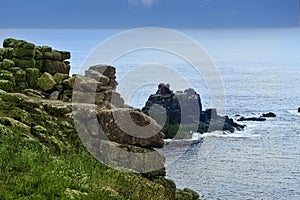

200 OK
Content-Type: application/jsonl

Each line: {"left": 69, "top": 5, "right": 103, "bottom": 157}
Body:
{"left": 0, "top": 0, "right": 298, "bottom": 28}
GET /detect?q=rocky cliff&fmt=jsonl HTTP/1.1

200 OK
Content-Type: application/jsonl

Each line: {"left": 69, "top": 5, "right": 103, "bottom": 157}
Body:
{"left": 0, "top": 38, "right": 201, "bottom": 200}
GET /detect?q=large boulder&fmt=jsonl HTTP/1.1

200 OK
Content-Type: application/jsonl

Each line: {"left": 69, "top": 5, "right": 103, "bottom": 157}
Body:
{"left": 37, "top": 72, "right": 57, "bottom": 91}
{"left": 53, "top": 73, "right": 69, "bottom": 85}
{"left": 96, "top": 108, "right": 164, "bottom": 148}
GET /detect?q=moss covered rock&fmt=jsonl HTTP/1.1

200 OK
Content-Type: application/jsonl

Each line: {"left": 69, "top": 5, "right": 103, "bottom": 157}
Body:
{"left": 12, "top": 58, "right": 36, "bottom": 68}
{"left": 0, "top": 71, "right": 15, "bottom": 86}
{"left": 183, "top": 188, "right": 200, "bottom": 200}
{"left": 37, "top": 72, "right": 57, "bottom": 91}
{"left": 59, "top": 51, "right": 71, "bottom": 60}
{"left": 35, "top": 59, "right": 43, "bottom": 70}
{"left": 62, "top": 76, "right": 75, "bottom": 90}
{"left": 12, "top": 41, "right": 35, "bottom": 58}
{"left": 1, "top": 59, "right": 15, "bottom": 69}
{"left": 15, "top": 81, "right": 28, "bottom": 91}
{"left": 0, "top": 48, "right": 5, "bottom": 57}
{"left": 3, "top": 38, "right": 20, "bottom": 48}
{"left": 0, "top": 80, "right": 13, "bottom": 92}
{"left": 25, "top": 68, "right": 40, "bottom": 89}
{"left": 15, "top": 69, "right": 26, "bottom": 82}
{"left": 43, "top": 51, "right": 61, "bottom": 60}
{"left": 41, "top": 46, "right": 52, "bottom": 52}
{"left": 3, "top": 48, "right": 13, "bottom": 59}
{"left": 175, "top": 189, "right": 194, "bottom": 200}
{"left": 53, "top": 73, "right": 69, "bottom": 84}
{"left": 8, "top": 67, "right": 21, "bottom": 74}
{"left": 42, "top": 60, "right": 70, "bottom": 75}
{"left": 34, "top": 49, "right": 43, "bottom": 60}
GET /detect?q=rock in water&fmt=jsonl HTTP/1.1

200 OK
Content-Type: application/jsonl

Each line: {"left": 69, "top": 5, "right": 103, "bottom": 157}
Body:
{"left": 237, "top": 117, "right": 266, "bottom": 121}
{"left": 142, "top": 83, "right": 243, "bottom": 138}
{"left": 261, "top": 112, "right": 276, "bottom": 117}
{"left": 298, "top": 107, "right": 300, "bottom": 113}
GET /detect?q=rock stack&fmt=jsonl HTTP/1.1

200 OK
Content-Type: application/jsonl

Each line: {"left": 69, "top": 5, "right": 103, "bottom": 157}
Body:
{"left": 0, "top": 38, "right": 70, "bottom": 92}
{"left": 142, "top": 84, "right": 244, "bottom": 138}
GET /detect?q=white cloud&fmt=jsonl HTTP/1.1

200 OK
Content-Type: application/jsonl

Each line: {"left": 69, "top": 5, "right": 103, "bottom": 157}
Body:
{"left": 128, "top": 0, "right": 159, "bottom": 8}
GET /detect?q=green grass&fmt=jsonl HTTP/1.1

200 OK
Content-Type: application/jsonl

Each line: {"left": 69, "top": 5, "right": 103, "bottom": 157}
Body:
{"left": 0, "top": 125, "right": 177, "bottom": 200}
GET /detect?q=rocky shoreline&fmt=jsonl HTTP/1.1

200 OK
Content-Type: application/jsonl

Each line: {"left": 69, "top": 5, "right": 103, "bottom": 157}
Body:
{"left": 0, "top": 38, "right": 201, "bottom": 200}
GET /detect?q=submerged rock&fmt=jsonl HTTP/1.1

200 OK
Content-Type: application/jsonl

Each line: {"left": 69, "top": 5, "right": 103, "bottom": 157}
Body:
{"left": 237, "top": 116, "right": 266, "bottom": 121}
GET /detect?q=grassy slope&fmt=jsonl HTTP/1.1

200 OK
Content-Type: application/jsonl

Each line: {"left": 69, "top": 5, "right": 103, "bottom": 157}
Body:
{"left": 0, "top": 126, "right": 176, "bottom": 200}
{"left": 0, "top": 92, "right": 180, "bottom": 200}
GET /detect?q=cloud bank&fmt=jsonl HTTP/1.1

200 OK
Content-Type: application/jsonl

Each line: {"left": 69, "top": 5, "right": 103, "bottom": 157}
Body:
{"left": 128, "top": 0, "right": 160, "bottom": 8}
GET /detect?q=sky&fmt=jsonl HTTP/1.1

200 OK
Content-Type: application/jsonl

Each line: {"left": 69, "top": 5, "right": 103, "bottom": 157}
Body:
{"left": 0, "top": 0, "right": 298, "bottom": 28}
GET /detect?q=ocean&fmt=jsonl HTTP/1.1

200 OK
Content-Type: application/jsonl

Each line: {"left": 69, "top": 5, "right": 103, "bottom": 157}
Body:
{"left": 1, "top": 27, "right": 300, "bottom": 199}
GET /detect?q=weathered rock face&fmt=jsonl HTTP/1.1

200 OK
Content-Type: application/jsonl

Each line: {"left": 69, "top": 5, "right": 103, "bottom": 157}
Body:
{"left": 94, "top": 141, "right": 166, "bottom": 176}
{"left": 142, "top": 84, "right": 244, "bottom": 138}
{"left": 0, "top": 38, "right": 71, "bottom": 93}
{"left": 96, "top": 108, "right": 164, "bottom": 148}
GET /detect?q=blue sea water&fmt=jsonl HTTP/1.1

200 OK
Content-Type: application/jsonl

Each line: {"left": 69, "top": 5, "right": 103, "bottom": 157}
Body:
{"left": 1, "top": 27, "right": 300, "bottom": 199}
